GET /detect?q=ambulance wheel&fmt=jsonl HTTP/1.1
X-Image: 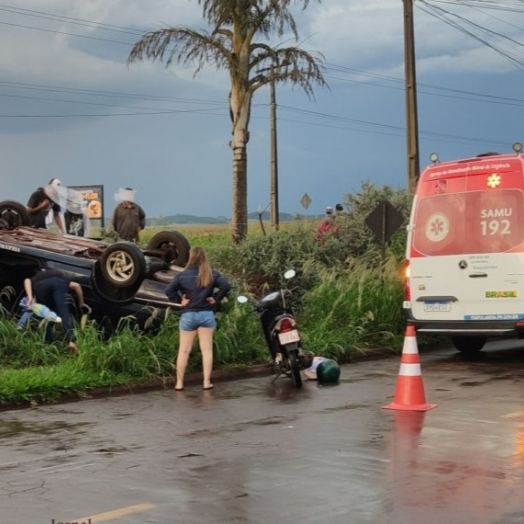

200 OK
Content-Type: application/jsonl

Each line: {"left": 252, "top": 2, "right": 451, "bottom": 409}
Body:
{"left": 451, "top": 336, "right": 486, "bottom": 355}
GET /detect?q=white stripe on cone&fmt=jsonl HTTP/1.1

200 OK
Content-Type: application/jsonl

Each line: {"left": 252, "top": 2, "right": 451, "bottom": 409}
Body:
{"left": 402, "top": 338, "right": 419, "bottom": 354}
{"left": 399, "top": 363, "right": 422, "bottom": 376}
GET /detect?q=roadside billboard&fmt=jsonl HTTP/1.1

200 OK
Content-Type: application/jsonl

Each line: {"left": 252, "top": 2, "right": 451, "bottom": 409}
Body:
{"left": 66, "top": 185, "right": 104, "bottom": 238}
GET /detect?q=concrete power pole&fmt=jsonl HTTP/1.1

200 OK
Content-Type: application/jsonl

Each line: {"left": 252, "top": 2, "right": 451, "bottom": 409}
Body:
{"left": 403, "top": 0, "right": 420, "bottom": 193}
{"left": 269, "top": 63, "right": 280, "bottom": 231}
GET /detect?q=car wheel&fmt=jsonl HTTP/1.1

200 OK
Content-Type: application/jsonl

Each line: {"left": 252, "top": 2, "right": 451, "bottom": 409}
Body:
{"left": 451, "top": 335, "right": 486, "bottom": 355}
{"left": 92, "top": 263, "right": 142, "bottom": 304}
{"left": 100, "top": 242, "right": 146, "bottom": 289}
{"left": 0, "top": 200, "right": 30, "bottom": 229}
{"left": 146, "top": 231, "right": 190, "bottom": 266}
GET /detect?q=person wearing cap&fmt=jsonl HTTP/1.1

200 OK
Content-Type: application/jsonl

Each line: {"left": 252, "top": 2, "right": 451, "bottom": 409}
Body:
{"left": 111, "top": 187, "right": 146, "bottom": 242}
{"left": 316, "top": 206, "right": 337, "bottom": 242}
{"left": 26, "top": 178, "right": 65, "bottom": 233}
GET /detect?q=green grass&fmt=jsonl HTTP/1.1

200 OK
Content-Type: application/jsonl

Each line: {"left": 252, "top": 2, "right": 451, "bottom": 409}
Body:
{"left": 299, "top": 264, "right": 404, "bottom": 359}
{"left": 0, "top": 360, "right": 136, "bottom": 405}
{"left": 0, "top": 220, "right": 408, "bottom": 407}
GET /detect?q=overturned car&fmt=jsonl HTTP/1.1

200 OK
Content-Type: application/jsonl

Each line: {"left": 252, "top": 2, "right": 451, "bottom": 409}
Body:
{"left": 0, "top": 200, "right": 189, "bottom": 329}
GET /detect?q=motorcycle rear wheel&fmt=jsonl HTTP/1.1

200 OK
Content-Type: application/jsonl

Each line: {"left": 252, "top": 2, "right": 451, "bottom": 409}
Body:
{"left": 287, "top": 351, "right": 303, "bottom": 388}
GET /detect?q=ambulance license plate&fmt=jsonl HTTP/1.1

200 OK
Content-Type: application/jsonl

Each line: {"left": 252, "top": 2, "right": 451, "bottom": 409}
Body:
{"left": 424, "top": 301, "right": 451, "bottom": 312}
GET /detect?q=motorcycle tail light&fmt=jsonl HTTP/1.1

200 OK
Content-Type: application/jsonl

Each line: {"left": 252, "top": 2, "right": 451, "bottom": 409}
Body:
{"left": 279, "top": 318, "right": 294, "bottom": 332}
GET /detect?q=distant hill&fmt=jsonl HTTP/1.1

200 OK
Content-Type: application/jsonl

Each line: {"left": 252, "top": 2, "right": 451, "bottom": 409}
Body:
{"left": 147, "top": 215, "right": 230, "bottom": 226}
{"left": 147, "top": 211, "right": 306, "bottom": 226}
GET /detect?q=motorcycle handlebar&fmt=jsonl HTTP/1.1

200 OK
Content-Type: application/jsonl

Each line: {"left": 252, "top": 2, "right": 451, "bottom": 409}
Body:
{"left": 252, "top": 288, "right": 293, "bottom": 312}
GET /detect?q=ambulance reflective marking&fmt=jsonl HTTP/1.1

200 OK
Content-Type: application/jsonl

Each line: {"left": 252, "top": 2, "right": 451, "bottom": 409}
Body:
{"left": 485, "top": 291, "right": 517, "bottom": 298}
{"left": 464, "top": 314, "right": 524, "bottom": 321}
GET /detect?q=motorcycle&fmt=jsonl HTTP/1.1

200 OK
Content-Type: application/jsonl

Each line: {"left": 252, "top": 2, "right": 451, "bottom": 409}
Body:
{"left": 238, "top": 269, "right": 313, "bottom": 388}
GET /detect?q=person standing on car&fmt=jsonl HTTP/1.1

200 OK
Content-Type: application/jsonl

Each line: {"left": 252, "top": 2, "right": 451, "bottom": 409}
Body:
{"left": 165, "top": 246, "right": 231, "bottom": 391}
{"left": 26, "top": 178, "right": 65, "bottom": 233}
{"left": 111, "top": 187, "right": 146, "bottom": 242}
{"left": 21, "top": 268, "right": 91, "bottom": 353}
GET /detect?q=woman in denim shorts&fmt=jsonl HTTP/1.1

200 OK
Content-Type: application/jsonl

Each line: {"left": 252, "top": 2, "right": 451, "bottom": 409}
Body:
{"left": 166, "top": 247, "right": 231, "bottom": 391}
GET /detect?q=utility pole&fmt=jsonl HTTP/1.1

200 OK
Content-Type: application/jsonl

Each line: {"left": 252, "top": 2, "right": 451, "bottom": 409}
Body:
{"left": 403, "top": 0, "right": 420, "bottom": 193}
{"left": 269, "top": 62, "right": 279, "bottom": 231}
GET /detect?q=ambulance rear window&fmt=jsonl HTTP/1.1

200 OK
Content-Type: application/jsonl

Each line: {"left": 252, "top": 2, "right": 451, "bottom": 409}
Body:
{"left": 412, "top": 187, "right": 524, "bottom": 256}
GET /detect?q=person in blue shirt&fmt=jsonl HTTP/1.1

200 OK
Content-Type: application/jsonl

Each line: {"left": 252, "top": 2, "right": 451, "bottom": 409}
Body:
{"left": 166, "top": 246, "right": 231, "bottom": 391}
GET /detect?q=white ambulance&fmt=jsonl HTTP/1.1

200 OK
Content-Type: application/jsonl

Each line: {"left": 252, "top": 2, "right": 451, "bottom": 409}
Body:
{"left": 403, "top": 143, "right": 524, "bottom": 355}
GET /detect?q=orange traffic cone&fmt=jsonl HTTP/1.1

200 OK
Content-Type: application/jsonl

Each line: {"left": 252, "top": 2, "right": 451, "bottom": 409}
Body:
{"left": 382, "top": 325, "right": 437, "bottom": 411}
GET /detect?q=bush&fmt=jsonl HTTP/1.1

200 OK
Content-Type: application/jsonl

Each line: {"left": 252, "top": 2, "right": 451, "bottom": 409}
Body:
{"left": 0, "top": 182, "right": 412, "bottom": 405}
{"left": 299, "top": 262, "right": 404, "bottom": 359}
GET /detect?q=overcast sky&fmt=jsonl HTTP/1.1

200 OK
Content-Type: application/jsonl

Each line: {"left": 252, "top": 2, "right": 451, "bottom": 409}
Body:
{"left": 1, "top": 0, "right": 523, "bottom": 219}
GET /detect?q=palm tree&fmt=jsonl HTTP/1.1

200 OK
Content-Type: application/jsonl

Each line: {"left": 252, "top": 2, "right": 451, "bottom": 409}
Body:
{"left": 128, "top": 0, "right": 327, "bottom": 243}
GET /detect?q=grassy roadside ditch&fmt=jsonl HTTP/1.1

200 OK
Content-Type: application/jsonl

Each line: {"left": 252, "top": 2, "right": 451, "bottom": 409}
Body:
{"left": 0, "top": 262, "right": 408, "bottom": 408}
{"left": 1, "top": 185, "right": 420, "bottom": 408}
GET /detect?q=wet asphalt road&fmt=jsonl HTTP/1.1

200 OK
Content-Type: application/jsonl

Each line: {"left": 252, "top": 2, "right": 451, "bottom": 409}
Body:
{"left": 2, "top": 341, "right": 524, "bottom": 524}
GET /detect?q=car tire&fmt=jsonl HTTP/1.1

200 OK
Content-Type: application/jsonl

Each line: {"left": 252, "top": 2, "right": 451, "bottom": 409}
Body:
{"left": 100, "top": 242, "right": 146, "bottom": 289}
{"left": 0, "top": 200, "right": 30, "bottom": 229}
{"left": 92, "top": 263, "right": 142, "bottom": 304}
{"left": 451, "top": 335, "right": 486, "bottom": 355}
{"left": 146, "top": 231, "right": 190, "bottom": 266}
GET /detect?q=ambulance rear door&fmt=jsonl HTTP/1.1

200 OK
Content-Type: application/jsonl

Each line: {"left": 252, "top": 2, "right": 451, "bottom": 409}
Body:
{"left": 408, "top": 156, "right": 524, "bottom": 325}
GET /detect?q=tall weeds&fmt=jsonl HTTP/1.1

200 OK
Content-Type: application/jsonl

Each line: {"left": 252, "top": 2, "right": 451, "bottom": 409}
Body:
{"left": 0, "top": 183, "right": 411, "bottom": 405}
{"left": 299, "top": 262, "right": 404, "bottom": 359}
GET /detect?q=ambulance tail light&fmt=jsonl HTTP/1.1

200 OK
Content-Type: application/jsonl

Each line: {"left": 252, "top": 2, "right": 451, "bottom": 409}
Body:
{"left": 402, "top": 260, "right": 411, "bottom": 301}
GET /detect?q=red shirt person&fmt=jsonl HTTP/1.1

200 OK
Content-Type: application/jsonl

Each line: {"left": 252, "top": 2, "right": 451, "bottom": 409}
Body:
{"left": 316, "top": 206, "right": 340, "bottom": 241}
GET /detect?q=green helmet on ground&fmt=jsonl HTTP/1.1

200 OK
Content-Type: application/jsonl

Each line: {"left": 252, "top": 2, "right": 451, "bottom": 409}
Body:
{"left": 316, "top": 359, "right": 340, "bottom": 384}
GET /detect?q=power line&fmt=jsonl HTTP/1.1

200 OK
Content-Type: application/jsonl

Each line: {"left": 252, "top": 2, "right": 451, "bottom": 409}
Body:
{"left": 277, "top": 114, "right": 509, "bottom": 148}
{"left": 0, "top": 110, "right": 228, "bottom": 118}
{"left": 0, "top": 4, "right": 144, "bottom": 36}
{"left": 0, "top": 80, "right": 230, "bottom": 106}
{"left": 325, "top": 64, "right": 524, "bottom": 107}
{"left": 276, "top": 106, "right": 510, "bottom": 148}
{"left": 0, "top": 1, "right": 518, "bottom": 151}
{"left": 0, "top": 91, "right": 228, "bottom": 115}
{"left": 430, "top": 1, "right": 524, "bottom": 13}
{"left": 1, "top": 63, "right": 523, "bottom": 122}
{"left": 419, "top": 0, "right": 524, "bottom": 72}
{"left": 0, "top": 74, "right": 514, "bottom": 150}
{"left": 0, "top": 2, "right": 521, "bottom": 109}
{"left": 0, "top": 19, "right": 135, "bottom": 46}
